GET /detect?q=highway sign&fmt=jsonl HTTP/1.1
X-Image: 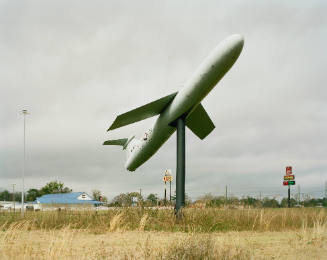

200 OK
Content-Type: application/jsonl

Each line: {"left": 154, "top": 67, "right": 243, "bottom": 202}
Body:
{"left": 284, "top": 175, "right": 295, "bottom": 180}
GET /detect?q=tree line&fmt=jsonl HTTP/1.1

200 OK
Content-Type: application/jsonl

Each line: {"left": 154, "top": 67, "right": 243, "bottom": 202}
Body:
{"left": 0, "top": 181, "right": 107, "bottom": 203}
{"left": 107, "top": 192, "right": 327, "bottom": 208}
{"left": 1, "top": 182, "right": 326, "bottom": 208}
{"left": 195, "top": 193, "right": 327, "bottom": 208}
{"left": 0, "top": 181, "right": 72, "bottom": 202}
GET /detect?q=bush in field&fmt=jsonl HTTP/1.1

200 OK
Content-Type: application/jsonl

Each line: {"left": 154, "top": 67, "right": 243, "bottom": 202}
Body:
{"left": 111, "top": 192, "right": 143, "bottom": 207}
{"left": 280, "top": 198, "right": 297, "bottom": 207}
{"left": 206, "top": 196, "right": 225, "bottom": 207}
{"left": 197, "top": 193, "right": 262, "bottom": 208}
{"left": 161, "top": 234, "right": 250, "bottom": 260}
{"left": 146, "top": 193, "right": 159, "bottom": 206}
{"left": 240, "top": 196, "right": 261, "bottom": 208}
{"left": 303, "top": 198, "right": 327, "bottom": 207}
{"left": 91, "top": 189, "right": 108, "bottom": 203}
{"left": 262, "top": 197, "right": 279, "bottom": 208}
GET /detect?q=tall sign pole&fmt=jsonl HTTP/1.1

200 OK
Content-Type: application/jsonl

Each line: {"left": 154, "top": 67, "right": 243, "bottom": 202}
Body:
{"left": 163, "top": 169, "right": 173, "bottom": 205}
{"left": 288, "top": 184, "right": 291, "bottom": 208}
{"left": 164, "top": 180, "right": 167, "bottom": 205}
{"left": 283, "top": 166, "right": 295, "bottom": 208}
{"left": 21, "top": 109, "right": 29, "bottom": 217}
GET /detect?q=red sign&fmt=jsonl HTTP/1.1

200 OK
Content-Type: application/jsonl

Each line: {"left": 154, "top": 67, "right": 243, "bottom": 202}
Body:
{"left": 284, "top": 175, "right": 295, "bottom": 180}
{"left": 286, "top": 166, "right": 292, "bottom": 175}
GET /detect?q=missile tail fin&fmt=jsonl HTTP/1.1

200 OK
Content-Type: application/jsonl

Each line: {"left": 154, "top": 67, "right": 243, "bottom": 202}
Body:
{"left": 186, "top": 103, "right": 215, "bottom": 140}
{"left": 103, "top": 136, "right": 135, "bottom": 150}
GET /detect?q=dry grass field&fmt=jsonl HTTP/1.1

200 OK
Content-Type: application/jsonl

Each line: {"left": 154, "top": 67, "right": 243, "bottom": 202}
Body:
{"left": 0, "top": 208, "right": 326, "bottom": 259}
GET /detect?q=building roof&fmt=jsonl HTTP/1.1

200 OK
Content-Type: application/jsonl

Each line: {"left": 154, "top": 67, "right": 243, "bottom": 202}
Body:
{"left": 35, "top": 192, "right": 101, "bottom": 204}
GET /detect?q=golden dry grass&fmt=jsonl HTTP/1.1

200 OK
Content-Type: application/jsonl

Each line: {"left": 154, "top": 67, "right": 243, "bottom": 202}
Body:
{"left": 0, "top": 208, "right": 326, "bottom": 259}
{"left": 1, "top": 208, "right": 326, "bottom": 232}
{"left": 0, "top": 226, "right": 326, "bottom": 259}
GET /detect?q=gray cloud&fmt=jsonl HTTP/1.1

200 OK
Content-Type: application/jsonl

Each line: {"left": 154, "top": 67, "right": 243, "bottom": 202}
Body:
{"left": 1, "top": 0, "right": 326, "bottom": 200}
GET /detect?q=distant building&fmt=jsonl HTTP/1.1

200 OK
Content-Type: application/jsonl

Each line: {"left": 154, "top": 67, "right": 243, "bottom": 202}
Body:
{"left": 0, "top": 201, "right": 16, "bottom": 211}
{"left": 0, "top": 201, "right": 39, "bottom": 211}
{"left": 35, "top": 192, "right": 101, "bottom": 209}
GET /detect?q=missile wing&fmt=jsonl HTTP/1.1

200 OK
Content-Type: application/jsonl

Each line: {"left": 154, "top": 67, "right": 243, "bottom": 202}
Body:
{"left": 108, "top": 92, "right": 178, "bottom": 131}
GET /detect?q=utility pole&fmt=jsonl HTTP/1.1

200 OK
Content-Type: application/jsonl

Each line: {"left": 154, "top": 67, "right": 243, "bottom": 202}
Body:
{"left": 21, "top": 109, "right": 29, "bottom": 217}
{"left": 225, "top": 186, "right": 228, "bottom": 203}
{"left": 259, "top": 191, "right": 262, "bottom": 201}
{"left": 139, "top": 188, "right": 142, "bottom": 197}
{"left": 12, "top": 184, "right": 16, "bottom": 212}
{"left": 297, "top": 185, "right": 301, "bottom": 205}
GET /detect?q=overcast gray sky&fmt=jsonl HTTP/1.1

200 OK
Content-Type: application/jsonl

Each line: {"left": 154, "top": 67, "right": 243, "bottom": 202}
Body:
{"left": 1, "top": 0, "right": 326, "bottom": 201}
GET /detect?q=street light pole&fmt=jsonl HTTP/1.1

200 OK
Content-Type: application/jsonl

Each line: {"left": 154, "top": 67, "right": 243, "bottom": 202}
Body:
{"left": 12, "top": 184, "right": 16, "bottom": 212}
{"left": 21, "top": 109, "right": 29, "bottom": 217}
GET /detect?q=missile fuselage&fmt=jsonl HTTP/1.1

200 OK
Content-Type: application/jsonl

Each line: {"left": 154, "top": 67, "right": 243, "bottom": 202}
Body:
{"left": 125, "top": 34, "right": 244, "bottom": 171}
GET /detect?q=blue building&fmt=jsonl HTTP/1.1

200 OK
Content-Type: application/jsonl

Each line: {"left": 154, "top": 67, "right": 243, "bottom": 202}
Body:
{"left": 35, "top": 192, "right": 102, "bottom": 208}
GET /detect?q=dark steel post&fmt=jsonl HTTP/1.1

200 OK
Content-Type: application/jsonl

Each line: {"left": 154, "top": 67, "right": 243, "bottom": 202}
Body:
{"left": 288, "top": 185, "right": 290, "bottom": 208}
{"left": 176, "top": 116, "right": 185, "bottom": 217}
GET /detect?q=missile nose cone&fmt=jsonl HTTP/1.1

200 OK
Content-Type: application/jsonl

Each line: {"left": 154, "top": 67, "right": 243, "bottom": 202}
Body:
{"left": 222, "top": 34, "right": 244, "bottom": 60}
{"left": 229, "top": 34, "right": 244, "bottom": 49}
{"left": 232, "top": 34, "right": 244, "bottom": 42}
{"left": 236, "top": 34, "right": 244, "bottom": 48}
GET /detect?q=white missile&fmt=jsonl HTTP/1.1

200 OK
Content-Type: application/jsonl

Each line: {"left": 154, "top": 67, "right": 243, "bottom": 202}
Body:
{"left": 104, "top": 34, "right": 244, "bottom": 171}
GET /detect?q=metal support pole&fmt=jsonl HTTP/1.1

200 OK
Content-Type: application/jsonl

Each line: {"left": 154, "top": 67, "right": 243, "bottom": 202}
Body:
{"left": 164, "top": 181, "right": 167, "bottom": 206}
{"left": 176, "top": 116, "right": 185, "bottom": 217}
{"left": 288, "top": 185, "right": 290, "bottom": 208}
